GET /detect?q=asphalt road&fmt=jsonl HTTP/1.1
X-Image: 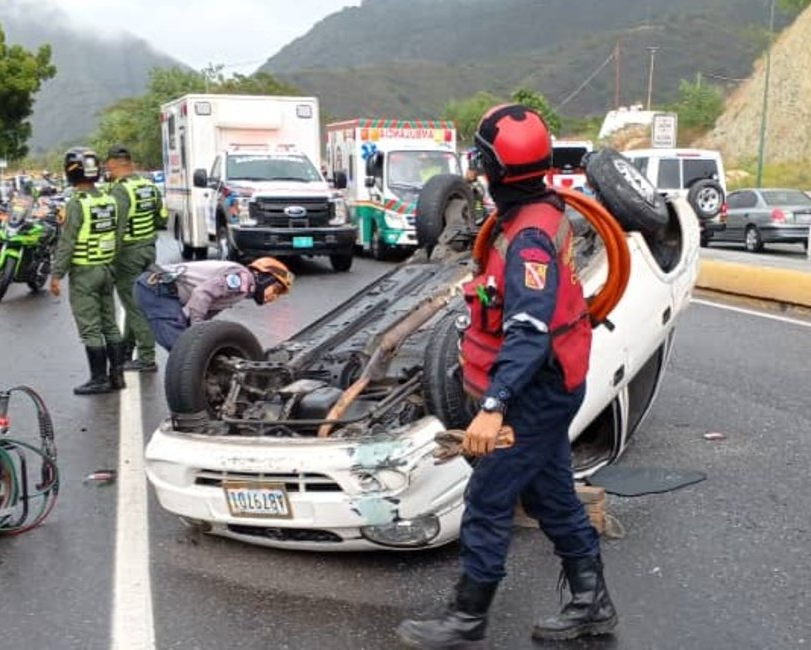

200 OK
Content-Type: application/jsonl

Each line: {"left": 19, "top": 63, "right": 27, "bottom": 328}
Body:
{"left": 1, "top": 235, "right": 809, "bottom": 650}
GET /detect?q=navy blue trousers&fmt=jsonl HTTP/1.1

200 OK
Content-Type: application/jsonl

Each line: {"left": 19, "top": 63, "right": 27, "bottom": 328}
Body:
{"left": 133, "top": 273, "right": 188, "bottom": 351}
{"left": 460, "top": 382, "right": 599, "bottom": 583}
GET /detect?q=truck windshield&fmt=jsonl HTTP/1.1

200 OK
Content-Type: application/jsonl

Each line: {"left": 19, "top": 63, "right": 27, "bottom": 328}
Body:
{"left": 551, "top": 146, "right": 590, "bottom": 172}
{"left": 226, "top": 154, "right": 321, "bottom": 182}
{"left": 387, "top": 151, "right": 459, "bottom": 192}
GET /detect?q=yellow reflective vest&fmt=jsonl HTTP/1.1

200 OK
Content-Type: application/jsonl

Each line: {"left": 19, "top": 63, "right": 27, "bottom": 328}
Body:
{"left": 120, "top": 176, "right": 164, "bottom": 244}
{"left": 71, "top": 193, "right": 118, "bottom": 266}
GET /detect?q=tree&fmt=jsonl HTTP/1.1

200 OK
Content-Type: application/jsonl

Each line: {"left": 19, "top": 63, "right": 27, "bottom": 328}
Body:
{"left": 778, "top": 0, "right": 810, "bottom": 11}
{"left": 669, "top": 78, "right": 724, "bottom": 131}
{"left": 443, "top": 91, "right": 502, "bottom": 148}
{"left": 510, "top": 88, "right": 562, "bottom": 136}
{"left": 91, "top": 66, "right": 301, "bottom": 169}
{"left": 0, "top": 25, "right": 57, "bottom": 161}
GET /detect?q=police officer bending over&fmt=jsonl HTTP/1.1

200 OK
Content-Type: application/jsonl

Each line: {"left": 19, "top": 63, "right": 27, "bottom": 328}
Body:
{"left": 50, "top": 148, "right": 126, "bottom": 395}
{"left": 106, "top": 144, "right": 167, "bottom": 373}
{"left": 134, "top": 257, "right": 293, "bottom": 351}
{"left": 398, "top": 105, "right": 617, "bottom": 648}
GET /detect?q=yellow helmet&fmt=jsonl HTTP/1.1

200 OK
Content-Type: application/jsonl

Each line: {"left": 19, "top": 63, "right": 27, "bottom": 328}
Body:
{"left": 247, "top": 257, "right": 294, "bottom": 303}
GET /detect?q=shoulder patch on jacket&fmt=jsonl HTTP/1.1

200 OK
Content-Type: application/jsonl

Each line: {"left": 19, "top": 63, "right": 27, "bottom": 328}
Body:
{"left": 524, "top": 262, "right": 548, "bottom": 290}
{"left": 225, "top": 273, "right": 242, "bottom": 291}
{"left": 519, "top": 247, "right": 551, "bottom": 264}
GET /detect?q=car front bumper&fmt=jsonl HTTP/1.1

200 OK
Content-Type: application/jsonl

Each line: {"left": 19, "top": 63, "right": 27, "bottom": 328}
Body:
{"left": 230, "top": 224, "right": 357, "bottom": 258}
{"left": 145, "top": 416, "right": 470, "bottom": 551}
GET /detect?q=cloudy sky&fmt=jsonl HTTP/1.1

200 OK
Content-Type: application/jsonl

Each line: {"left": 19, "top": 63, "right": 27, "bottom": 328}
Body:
{"left": 18, "top": 0, "right": 362, "bottom": 73}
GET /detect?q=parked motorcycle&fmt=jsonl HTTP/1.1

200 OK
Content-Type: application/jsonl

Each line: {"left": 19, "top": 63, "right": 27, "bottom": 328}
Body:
{"left": 0, "top": 196, "right": 60, "bottom": 302}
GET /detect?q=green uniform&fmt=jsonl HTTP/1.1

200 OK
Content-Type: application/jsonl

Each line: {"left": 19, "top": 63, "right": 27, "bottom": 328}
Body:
{"left": 52, "top": 189, "right": 122, "bottom": 348}
{"left": 111, "top": 174, "right": 167, "bottom": 365}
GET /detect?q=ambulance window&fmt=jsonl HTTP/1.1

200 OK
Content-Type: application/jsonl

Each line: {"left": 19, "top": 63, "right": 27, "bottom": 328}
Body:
{"left": 179, "top": 127, "right": 187, "bottom": 170}
{"left": 168, "top": 114, "right": 176, "bottom": 150}
{"left": 657, "top": 159, "right": 680, "bottom": 190}
{"left": 210, "top": 156, "right": 222, "bottom": 183}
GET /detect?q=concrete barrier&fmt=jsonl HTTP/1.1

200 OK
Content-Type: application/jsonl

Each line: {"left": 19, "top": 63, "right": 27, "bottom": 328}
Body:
{"left": 698, "top": 259, "right": 811, "bottom": 308}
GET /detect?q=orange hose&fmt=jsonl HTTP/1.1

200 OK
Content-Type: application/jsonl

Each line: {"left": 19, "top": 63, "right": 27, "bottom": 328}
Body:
{"left": 472, "top": 189, "right": 631, "bottom": 325}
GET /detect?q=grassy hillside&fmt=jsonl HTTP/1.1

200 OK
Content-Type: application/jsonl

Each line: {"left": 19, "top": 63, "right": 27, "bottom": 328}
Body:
{"left": 261, "top": 0, "right": 794, "bottom": 122}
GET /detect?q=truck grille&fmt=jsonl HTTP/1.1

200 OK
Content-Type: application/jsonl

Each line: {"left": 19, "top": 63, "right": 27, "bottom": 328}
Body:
{"left": 249, "top": 197, "right": 332, "bottom": 228}
{"left": 194, "top": 469, "right": 343, "bottom": 493}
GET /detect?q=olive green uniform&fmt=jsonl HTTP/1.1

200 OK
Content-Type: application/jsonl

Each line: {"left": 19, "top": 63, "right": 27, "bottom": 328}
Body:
{"left": 52, "top": 189, "right": 122, "bottom": 348}
{"left": 110, "top": 174, "right": 167, "bottom": 365}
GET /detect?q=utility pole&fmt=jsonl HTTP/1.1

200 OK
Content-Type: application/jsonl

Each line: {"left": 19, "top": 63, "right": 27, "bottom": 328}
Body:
{"left": 615, "top": 39, "right": 622, "bottom": 109}
{"left": 646, "top": 46, "right": 659, "bottom": 110}
{"left": 756, "top": 0, "right": 776, "bottom": 188}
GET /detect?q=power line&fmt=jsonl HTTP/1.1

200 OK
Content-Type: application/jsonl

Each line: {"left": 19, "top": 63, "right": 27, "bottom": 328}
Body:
{"left": 555, "top": 51, "right": 617, "bottom": 110}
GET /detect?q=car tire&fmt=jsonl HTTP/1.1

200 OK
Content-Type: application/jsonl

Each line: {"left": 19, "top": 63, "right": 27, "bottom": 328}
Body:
{"left": 687, "top": 179, "right": 725, "bottom": 221}
{"left": 370, "top": 222, "right": 389, "bottom": 261}
{"left": 330, "top": 253, "right": 353, "bottom": 272}
{"left": 744, "top": 225, "right": 764, "bottom": 253}
{"left": 422, "top": 307, "right": 477, "bottom": 430}
{"left": 165, "top": 320, "right": 264, "bottom": 417}
{"left": 585, "top": 148, "right": 670, "bottom": 235}
{"left": 416, "top": 174, "right": 474, "bottom": 251}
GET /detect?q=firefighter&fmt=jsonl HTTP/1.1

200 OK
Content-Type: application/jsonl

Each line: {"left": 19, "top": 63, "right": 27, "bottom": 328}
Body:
{"left": 133, "top": 257, "right": 293, "bottom": 351}
{"left": 50, "top": 147, "right": 126, "bottom": 395}
{"left": 397, "top": 105, "right": 617, "bottom": 648}
{"left": 106, "top": 144, "right": 167, "bottom": 372}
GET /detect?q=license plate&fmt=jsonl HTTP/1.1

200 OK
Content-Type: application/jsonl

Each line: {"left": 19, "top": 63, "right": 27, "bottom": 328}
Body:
{"left": 292, "top": 236, "right": 314, "bottom": 248}
{"left": 223, "top": 482, "right": 292, "bottom": 519}
{"left": 796, "top": 213, "right": 811, "bottom": 225}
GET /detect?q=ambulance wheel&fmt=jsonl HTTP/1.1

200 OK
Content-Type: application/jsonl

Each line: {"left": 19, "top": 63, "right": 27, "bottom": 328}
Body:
{"left": 181, "top": 244, "right": 194, "bottom": 261}
{"left": 370, "top": 223, "right": 389, "bottom": 261}
{"left": 423, "top": 306, "right": 477, "bottom": 430}
{"left": 193, "top": 247, "right": 208, "bottom": 261}
{"left": 416, "top": 174, "right": 475, "bottom": 251}
{"left": 585, "top": 148, "right": 669, "bottom": 235}
{"left": 165, "top": 320, "right": 264, "bottom": 419}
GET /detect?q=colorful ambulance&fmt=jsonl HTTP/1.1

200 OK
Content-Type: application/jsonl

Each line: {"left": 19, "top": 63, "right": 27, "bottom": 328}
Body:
{"left": 326, "top": 119, "right": 460, "bottom": 259}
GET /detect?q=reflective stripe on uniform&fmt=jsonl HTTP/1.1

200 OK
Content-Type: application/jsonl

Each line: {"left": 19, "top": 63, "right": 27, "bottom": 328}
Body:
{"left": 504, "top": 312, "right": 549, "bottom": 333}
{"left": 121, "top": 176, "right": 160, "bottom": 243}
{"left": 72, "top": 193, "right": 118, "bottom": 266}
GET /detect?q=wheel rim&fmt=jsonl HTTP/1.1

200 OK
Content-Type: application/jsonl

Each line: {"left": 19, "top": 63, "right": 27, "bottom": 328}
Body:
{"left": 612, "top": 159, "right": 658, "bottom": 206}
{"left": 746, "top": 228, "right": 758, "bottom": 249}
{"left": 697, "top": 188, "right": 721, "bottom": 214}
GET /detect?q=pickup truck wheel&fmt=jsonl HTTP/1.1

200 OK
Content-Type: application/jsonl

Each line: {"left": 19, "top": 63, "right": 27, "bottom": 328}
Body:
{"left": 688, "top": 179, "right": 725, "bottom": 221}
{"left": 193, "top": 246, "right": 208, "bottom": 261}
{"left": 416, "top": 174, "right": 474, "bottom": 251}
{"left": 165, "top": 320, "right": 264, "bottom": 417}
{"left": 330, "top": 253, "right": 353, "bottom": 272}
{"left": 423, "top": 307, "right": 477, "bottom": 430}
{"left": 585, "top": 148, "right": 669, "bottom": 235}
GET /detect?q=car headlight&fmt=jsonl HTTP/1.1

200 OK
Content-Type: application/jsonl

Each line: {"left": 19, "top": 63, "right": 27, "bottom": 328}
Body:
{"left": 360, "top": 515, "right": 440, "bottom": 548}
{"left": 384, "top": 213, "right": 407, "bottom": 229}
{"left": 329, "top": 198, "right": 348, "bottom": 225}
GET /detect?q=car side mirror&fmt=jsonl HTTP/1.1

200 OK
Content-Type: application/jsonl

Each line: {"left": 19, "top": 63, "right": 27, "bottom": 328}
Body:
{"left": 193, "top": 169, "right": 208, "bottom": 188}
{"left": 333, "top": 171, "right": 348, "bottom": 190}
{"left": 364, "top": 176, "right": 376, "bottom": 188}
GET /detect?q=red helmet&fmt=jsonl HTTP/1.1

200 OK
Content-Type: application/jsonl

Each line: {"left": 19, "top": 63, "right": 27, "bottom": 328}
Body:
{"left": 474, "top": 104, "right": 552, "bottom": 184}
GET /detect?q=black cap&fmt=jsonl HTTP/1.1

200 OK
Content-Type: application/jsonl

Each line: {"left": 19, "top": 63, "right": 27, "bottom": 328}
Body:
{"left": 106, "top": 144, "right": 131, "bottom": 161}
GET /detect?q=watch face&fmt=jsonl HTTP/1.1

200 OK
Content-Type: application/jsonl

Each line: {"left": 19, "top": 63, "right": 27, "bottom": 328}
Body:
{"left": 482, "top": 397, "right": 501, "bottom": 412}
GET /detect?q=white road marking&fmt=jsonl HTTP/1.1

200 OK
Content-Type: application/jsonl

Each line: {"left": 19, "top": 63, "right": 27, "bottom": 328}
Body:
{"left": 111, "top": 371, "right": 156, "bottom": 649}
{"left": 692, "top": 298, "right": 811, "bottom": 329}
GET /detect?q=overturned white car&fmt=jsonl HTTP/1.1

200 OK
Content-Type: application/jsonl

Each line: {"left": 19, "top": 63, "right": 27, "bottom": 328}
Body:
{"left": 145, "top": 150, "right": 700, "bottom": 551}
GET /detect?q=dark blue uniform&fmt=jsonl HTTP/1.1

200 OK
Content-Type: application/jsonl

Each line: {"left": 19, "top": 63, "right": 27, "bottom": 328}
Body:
{"left": 460, "top": 226, "right": 599, "bottom": 584}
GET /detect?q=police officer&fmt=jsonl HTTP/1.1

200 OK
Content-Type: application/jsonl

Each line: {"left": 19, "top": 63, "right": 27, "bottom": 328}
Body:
{"left": 50, "top": 147, "right": 126, "bottom": 395}
{"left": 397, "top": 105, "right": 617, "bottom": 648}
{"left": 133, "top": 257, "right": 293, "bottom": 351}
{"left": 105, "top": 144, "right": 167, "bottom": 372}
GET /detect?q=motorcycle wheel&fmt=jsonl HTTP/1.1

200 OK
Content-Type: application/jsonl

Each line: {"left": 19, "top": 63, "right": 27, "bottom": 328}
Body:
{"left": 27, "top": 252, "right": 51, "bottom": 293}
{"left": 0, "top": 256, "right": 17, "bottom": 303}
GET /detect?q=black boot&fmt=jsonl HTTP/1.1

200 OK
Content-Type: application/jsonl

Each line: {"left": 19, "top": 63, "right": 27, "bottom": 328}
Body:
{"left": 74, "top": 347, "right": 112, "bottom": 395}
{"left": 396, "top": 574, "right": 498, "bottom": 649}
{"left": 532, "top": 555, "right": 618, "bottom": 641}
{"left": 107, "top": 342, "right": 127, "bottom": 391}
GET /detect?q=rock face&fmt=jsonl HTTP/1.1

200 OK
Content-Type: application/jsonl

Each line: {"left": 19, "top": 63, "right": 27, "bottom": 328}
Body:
{"left": 698, "top": 5, "right": 811, "bottom": 164}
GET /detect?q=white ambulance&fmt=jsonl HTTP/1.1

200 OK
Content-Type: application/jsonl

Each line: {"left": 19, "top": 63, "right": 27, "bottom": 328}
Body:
{"left": 325, "top": 119, "right": 460, "bottom": 259}
{"left": 161, "top": 94, "right": 355, "bottom": 270}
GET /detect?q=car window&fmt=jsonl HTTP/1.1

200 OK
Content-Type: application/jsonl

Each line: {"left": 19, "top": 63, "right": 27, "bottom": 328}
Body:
{"left": 728, "top": 191, "right": 758, "bottom": 209}
{"left": 657, "top": 159, "right": 680, "bottom": 189}
{"left": 683, "top": 159, "right": 719, "bottom": 187}
{"left": 761, "top": 189, "right": 811, "bottom": 206}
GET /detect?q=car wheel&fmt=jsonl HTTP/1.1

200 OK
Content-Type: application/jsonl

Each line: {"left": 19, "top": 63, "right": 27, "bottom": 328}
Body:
{"left": 164, "top": 320, "right": 264, "bottom": 418}
{"left": 422, "top": 307, "right": 477, "bottom": 430}
{"left": 744, "top": 225, "right": 764, "bottom": 253}
{"left": 687, "top": 179, "right": 725, "bottom": 221}
{"left": 585, "top": 148, "right": 669, "bottom": 235}
{"left": 330, "top": 253, "right": 353, "bottom": 272}
{"left": 416, "top": 174, "right": 474, "bottom": 252}
{"left": 370, "top": 222, "right": 388, "bottom": 261}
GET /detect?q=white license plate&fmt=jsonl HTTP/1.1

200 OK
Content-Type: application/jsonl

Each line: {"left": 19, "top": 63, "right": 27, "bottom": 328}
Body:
{"left": 293, "top": 236, "right": 314, "bottom": 248}
{"left": 223, "top": 482, "right": 292, "bottom": 519}
{"left": 796, "top": 213, "right": 811, "bottom": 225}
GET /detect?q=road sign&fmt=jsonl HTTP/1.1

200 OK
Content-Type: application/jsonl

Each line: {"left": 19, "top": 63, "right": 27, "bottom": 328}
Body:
{"left": 651, "top": 113, "right": 678, "bottom": 148}
{"left": 0, "top": 159, "right": 7, "bottom": 169}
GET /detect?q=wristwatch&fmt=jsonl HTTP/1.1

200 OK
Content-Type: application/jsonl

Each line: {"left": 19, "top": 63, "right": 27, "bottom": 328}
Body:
{"left": 479, "top": 396, "right": 506, "bottom": 415}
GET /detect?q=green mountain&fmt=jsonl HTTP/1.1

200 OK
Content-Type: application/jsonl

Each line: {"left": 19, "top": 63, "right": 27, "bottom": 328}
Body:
{"left": 260, "top": 0, "right": 795, "bottom": 123}
{"left": 0, "top": 1, "right": 181, "bottom": 154}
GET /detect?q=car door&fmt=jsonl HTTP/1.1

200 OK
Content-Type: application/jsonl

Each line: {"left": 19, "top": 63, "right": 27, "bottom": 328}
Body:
{"left": 724, "top": 190, "right": 758, "bottom": 242}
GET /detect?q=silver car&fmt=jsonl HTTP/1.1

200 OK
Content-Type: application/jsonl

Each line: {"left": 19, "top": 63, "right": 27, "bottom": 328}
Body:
{"left": 712, "top": 188, "right": 811, "bottom": 252}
